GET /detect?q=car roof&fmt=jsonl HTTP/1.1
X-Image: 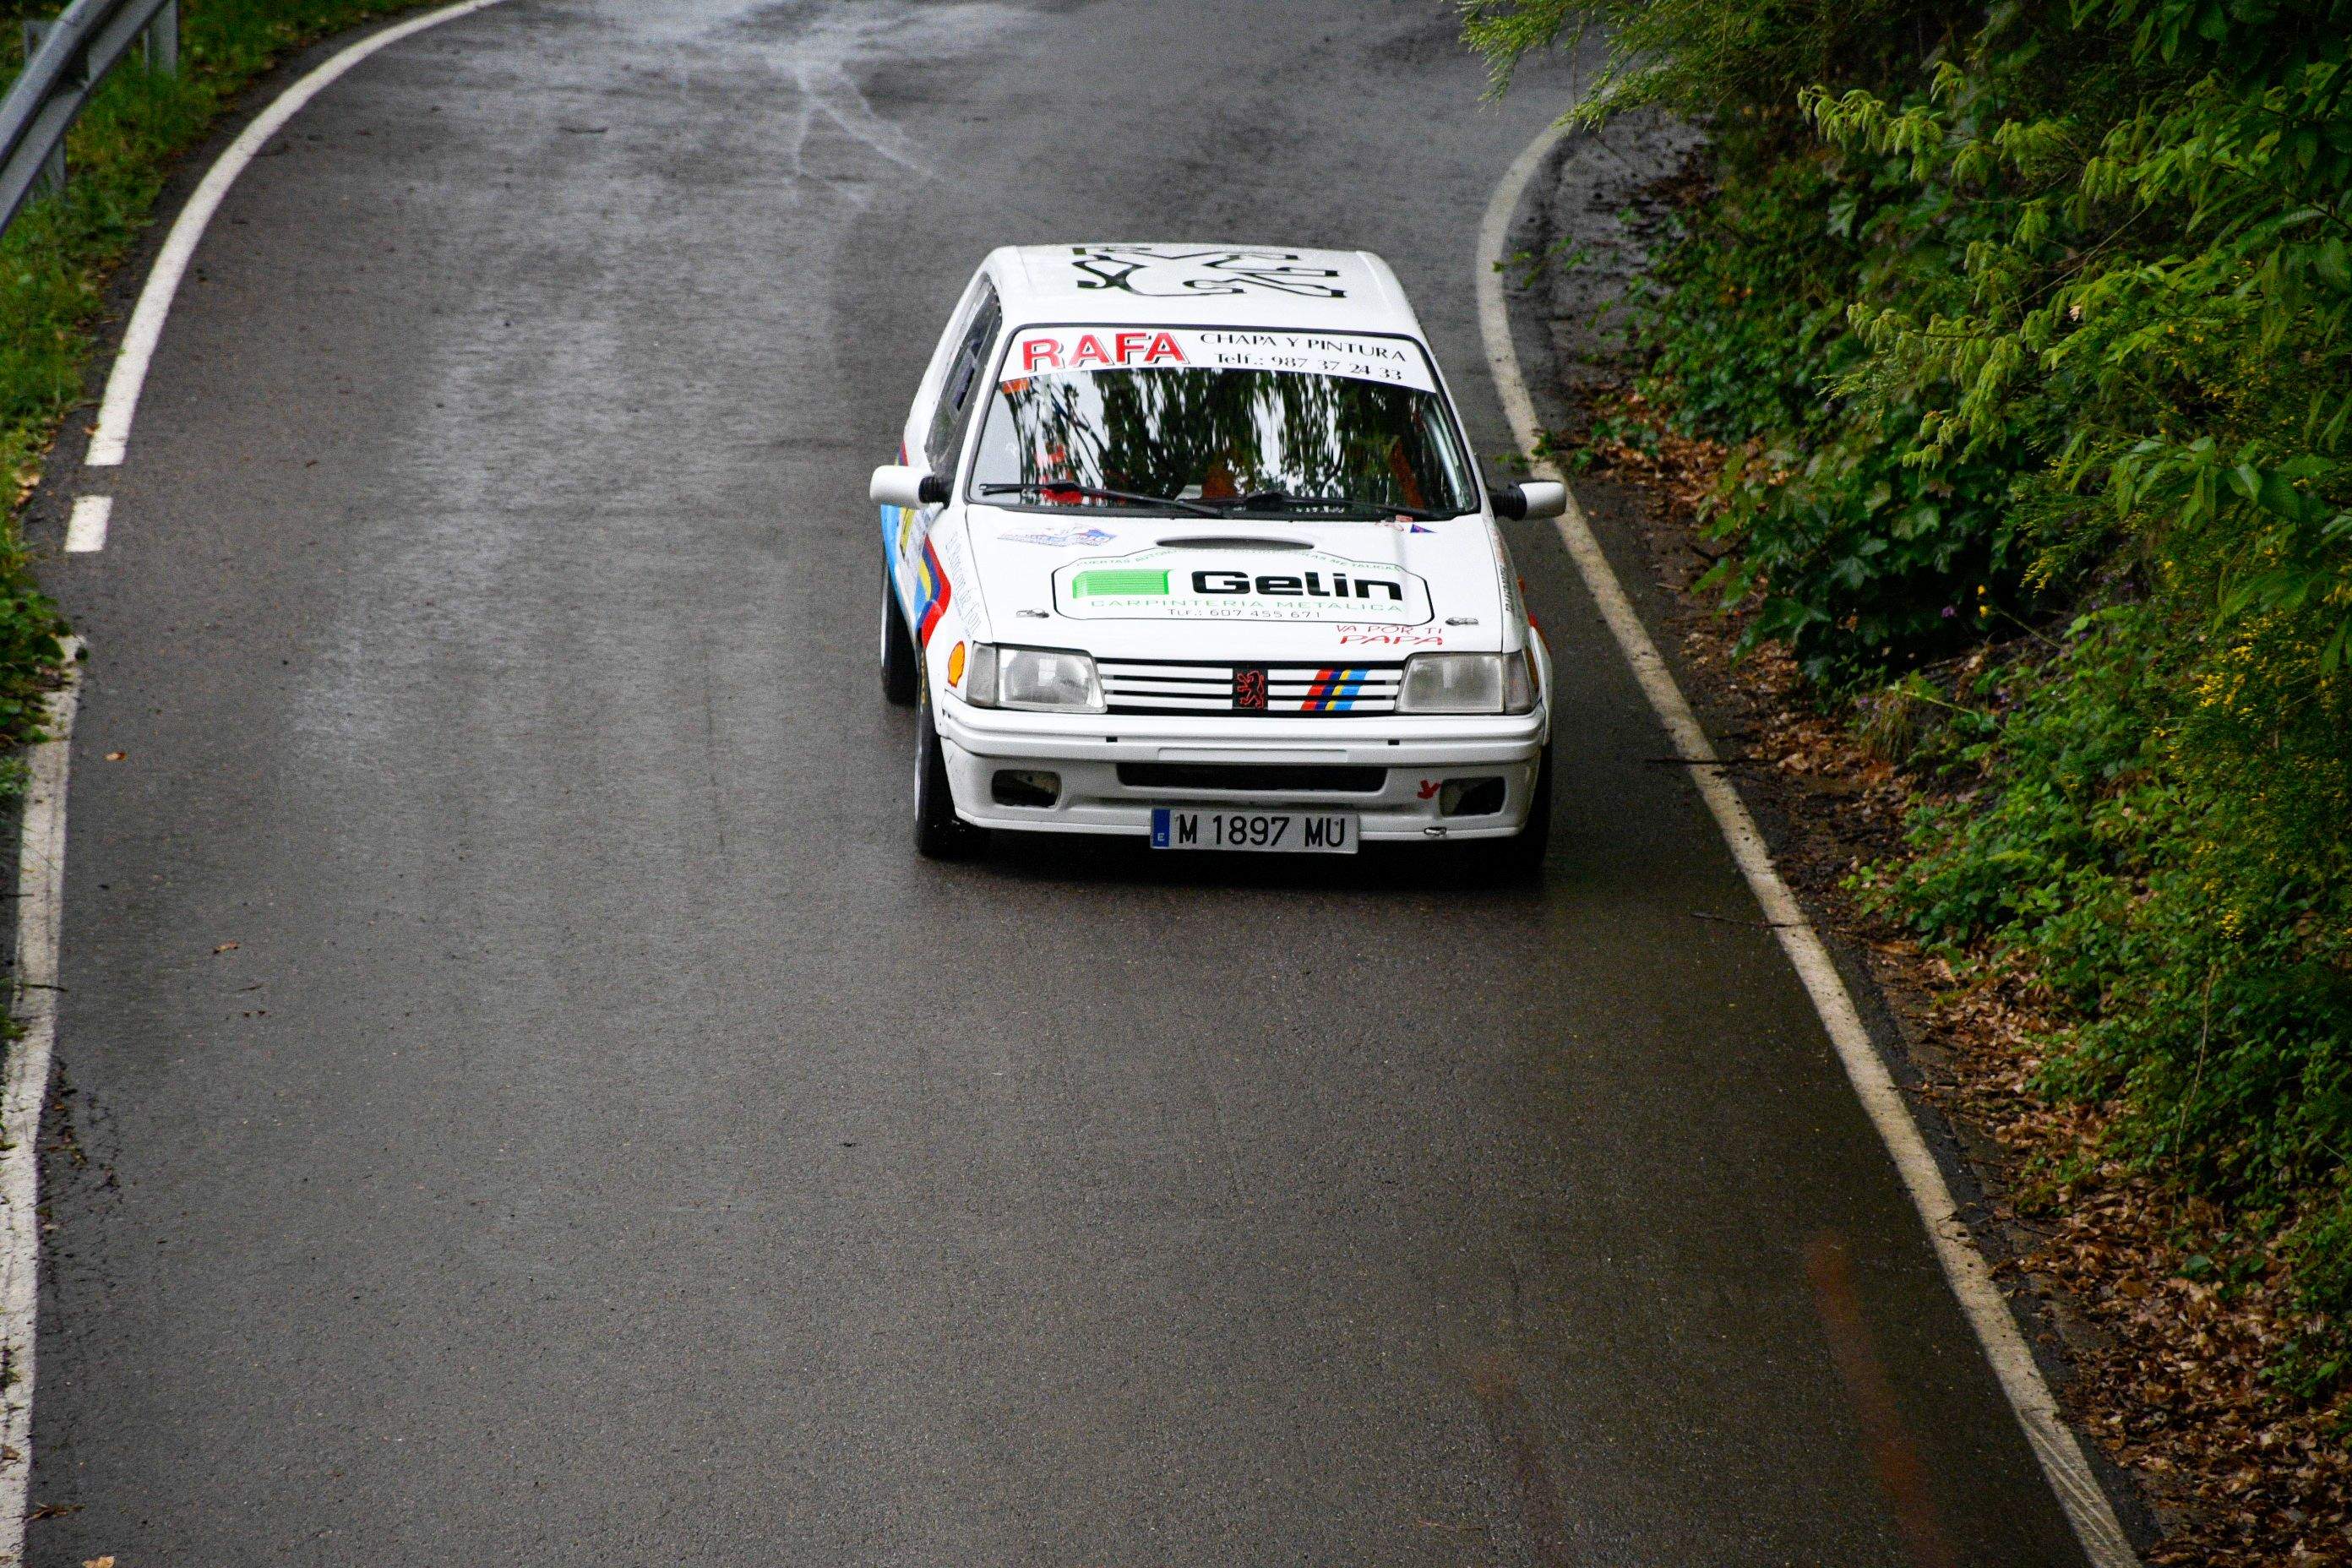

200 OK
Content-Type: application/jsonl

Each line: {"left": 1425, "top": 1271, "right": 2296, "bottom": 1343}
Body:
{"left": 987, "top": 244, "right": 1424, "bottom": 337}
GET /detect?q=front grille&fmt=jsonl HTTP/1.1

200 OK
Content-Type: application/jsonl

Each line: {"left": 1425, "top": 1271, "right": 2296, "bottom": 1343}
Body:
{"left": 1097, "top": 657, "right": 1406, "bottom": 716}
{"left": 1117, "top": 762, "right": 1387, "bottom": 794}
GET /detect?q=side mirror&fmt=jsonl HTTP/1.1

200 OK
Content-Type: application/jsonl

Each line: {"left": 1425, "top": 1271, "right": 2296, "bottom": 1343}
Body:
{"left": 1489, "top": 480, "right": 1568, "bottom": 521}
{"left": 871, "top": 465, "right": 950, "bottom": 509}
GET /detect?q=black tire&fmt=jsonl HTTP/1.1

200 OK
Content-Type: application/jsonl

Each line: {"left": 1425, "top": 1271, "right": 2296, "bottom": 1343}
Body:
{"left": 880, "top": 558, "right": 917, "bottom": 707}
{"left": 913, "top": 678, "right": 986, "bottom": 860}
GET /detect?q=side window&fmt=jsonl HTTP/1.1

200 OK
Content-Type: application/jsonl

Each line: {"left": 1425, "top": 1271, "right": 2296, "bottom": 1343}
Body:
{"left": 944, "top": 304, "right": 1001, "bottom": 473}
{"left": 925, "top": 287, "right": 999, "bottom": 477}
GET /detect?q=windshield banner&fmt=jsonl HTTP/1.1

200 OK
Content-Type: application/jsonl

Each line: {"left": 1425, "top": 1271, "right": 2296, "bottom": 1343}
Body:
{"left": 1004, "top": 328, "right": 1438, "bottom": 394}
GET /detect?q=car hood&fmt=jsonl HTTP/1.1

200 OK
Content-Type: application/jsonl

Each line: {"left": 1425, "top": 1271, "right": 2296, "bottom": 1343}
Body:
{"left": 960, "top": 506, "right": 1512, "bottom": 660}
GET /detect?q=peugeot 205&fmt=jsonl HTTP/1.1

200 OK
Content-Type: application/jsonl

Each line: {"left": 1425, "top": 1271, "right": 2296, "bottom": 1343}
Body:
{"left": 870, "top": 243, "right": 1565, "bottom": 866}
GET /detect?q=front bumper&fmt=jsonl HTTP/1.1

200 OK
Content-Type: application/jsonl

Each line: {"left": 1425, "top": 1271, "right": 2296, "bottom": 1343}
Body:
{"left": 934, "top": 700, "right": 1548, "bottom": 841}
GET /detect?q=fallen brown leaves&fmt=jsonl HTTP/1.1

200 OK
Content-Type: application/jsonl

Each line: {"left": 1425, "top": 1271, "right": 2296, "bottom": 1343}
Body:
{"left": 1919, "top": 957, "right": 2352, "bottom": 1565}
{"left": 1583, "top": 391, "right": 2352, "bottom": 1565}
{"left": 1581, "top": 390, "right": 1734, "bottom": 518}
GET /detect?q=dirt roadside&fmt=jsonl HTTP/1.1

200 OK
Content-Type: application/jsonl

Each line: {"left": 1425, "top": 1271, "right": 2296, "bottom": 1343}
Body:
{"left": 1520, "top": 118, "right": 2352, "bottom": 1567}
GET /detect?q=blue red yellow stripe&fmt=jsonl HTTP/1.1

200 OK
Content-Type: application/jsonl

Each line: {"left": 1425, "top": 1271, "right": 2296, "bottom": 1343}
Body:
{"left": 914, "top": 537, "right": 952, "bottom": 645}
{"left": 879, "top": 442, "right": 911, "bottom": 580}
{"left": 1298, "top": 667, "right": 1370, "bottom": 712}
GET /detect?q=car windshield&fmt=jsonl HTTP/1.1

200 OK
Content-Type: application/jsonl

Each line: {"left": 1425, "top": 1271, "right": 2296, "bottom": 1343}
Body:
{"left": 967, "top": 327, "right": 1478, "bottom": 517}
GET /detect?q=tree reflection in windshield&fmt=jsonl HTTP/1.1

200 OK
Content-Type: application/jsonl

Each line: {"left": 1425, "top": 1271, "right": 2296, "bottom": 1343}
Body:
{"left": 969, "top": 368, "right": 1476, "bottom": 515}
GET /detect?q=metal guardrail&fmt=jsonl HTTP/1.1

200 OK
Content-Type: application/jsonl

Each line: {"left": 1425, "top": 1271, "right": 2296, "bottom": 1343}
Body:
{"left": 0, "top": 0, "right": 179, "bottom": 242}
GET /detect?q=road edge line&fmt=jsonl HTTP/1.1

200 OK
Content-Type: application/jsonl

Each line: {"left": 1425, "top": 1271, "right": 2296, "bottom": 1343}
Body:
{"left": 0, "top": 641, "right": 83, "bottom": 1568}
{"left": 85, "top": 0, "right": 514, "bottom": 469}
{"left": 1476, "top": 122, "right": 2140, "bottom": 1568}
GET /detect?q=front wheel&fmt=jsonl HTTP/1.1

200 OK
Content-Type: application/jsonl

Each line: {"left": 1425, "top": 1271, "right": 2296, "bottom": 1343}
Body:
{"left": 1467, "top": 738, "right": 1553, "bottom": 884}
{"left": 1517, "top": 736, "right": 1554, "bottom": 863}
{"left": 913, "top": 680, "right": 986, "bottom": 860}
{"left": 880, "top": 558, "right": 917, "bottom": 706}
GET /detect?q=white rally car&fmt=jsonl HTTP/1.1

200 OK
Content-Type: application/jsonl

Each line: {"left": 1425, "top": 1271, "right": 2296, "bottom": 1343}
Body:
{"left": 871, "top": 243, "right": 1565, "bottom": 865}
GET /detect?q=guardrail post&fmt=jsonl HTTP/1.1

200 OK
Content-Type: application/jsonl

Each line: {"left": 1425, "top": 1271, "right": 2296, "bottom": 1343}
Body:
{"left": 144, "top": 0, "right": 177, "bottom": 76}
{"left": 18, "top": 21, "right": 65, "bottom": 200}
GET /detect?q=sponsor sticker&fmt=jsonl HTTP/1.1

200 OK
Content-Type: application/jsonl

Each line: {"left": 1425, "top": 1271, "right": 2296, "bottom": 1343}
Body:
{"left": 1054, "top": 547, "right": 1433, "bottom": 625}
{"left": 1069, "top": 246, "right": 1348, "bottom": 300}
{"left": 1004, "top": 327, "right": 1436, "bottom": 394}
{"left": 1337, "top": 628, "right": 1446, "bottom": 647}
{"left": 999, "top": 526, "right": 1120, "bottom": 548}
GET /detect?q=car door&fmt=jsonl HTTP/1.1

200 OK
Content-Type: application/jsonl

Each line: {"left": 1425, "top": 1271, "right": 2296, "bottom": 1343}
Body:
{"left": 889, "top": 278, "right": 1001, "bottom": 616}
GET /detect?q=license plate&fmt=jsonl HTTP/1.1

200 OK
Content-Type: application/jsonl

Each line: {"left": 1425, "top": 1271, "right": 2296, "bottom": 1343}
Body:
{"left": 1150, "top": 808, "right": 1358, "bottom": 854}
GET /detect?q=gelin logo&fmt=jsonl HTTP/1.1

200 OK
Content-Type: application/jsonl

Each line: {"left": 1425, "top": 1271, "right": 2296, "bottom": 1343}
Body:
{"left": 1054, "top": 547, "right": 1432, "bottom": 625}
{"left": 1192, "top": 567, "right": 1404, "bottom": 603}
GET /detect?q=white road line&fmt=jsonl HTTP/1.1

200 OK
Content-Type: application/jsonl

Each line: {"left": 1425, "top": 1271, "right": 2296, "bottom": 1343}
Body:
{"left": 63, "top": 497, "right": 111, "bottom": 554}
{"left": 0, "top": 642, "right": 82, "bottom": 1568}
{"left": 11, "top": 2, "right": 520, "bottom": 1554}
{"left": 1477, "top": 123, "right": 2141, "bottom": 1568}
{"left": 84, "top": 0, "right": 514, "bottom": 469}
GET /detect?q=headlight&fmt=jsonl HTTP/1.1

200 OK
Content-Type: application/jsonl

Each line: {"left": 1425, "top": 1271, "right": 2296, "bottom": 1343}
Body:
{"left": 961, "top": 643, "right": 1104, "bottom": 713}
{"left": 1397, "top": 651, "right": 1539, "bottom": 715}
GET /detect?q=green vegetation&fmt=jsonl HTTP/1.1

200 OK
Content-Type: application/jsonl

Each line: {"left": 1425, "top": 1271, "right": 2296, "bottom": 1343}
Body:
{"left": 1467, "top": 0, "right": 2352, "bottom": 1384}
{"left": 0, "top": 0, "right": 437, "bottom": 763}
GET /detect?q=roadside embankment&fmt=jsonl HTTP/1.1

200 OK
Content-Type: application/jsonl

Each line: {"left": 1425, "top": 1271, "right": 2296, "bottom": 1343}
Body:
{"left": 1468, "top": 0, "right": 2352, "bottom": 1559}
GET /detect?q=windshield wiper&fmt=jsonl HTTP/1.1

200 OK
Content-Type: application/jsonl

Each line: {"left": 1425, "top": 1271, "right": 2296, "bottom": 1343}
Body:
{"left": 978, "top": 482, "right": 1222, "bottom": 518}
{"left": 1206, "top": 489, "right": 1446, "bottom": 521}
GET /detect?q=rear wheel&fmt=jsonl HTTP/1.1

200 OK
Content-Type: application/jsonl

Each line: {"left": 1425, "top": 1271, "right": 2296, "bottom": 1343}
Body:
{"left": 879, "top": 558, "right": 917, "bottom": 706}
{"left": 913, "top": 676, "right": 986, "bottom": 860}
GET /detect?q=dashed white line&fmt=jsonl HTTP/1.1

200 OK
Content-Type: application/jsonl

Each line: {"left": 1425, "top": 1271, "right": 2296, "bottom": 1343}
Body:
{"left": 1476, "top": 121, "right": 2140, "bottom": 1568}
{"left": 63, "top": 496, "right": 111, "bottom": 554}
{"left": 9, "top": 0, "right": 519, "bottom": 1555}
{"left": 85, "top": 0, "right": 513, "bottom": 469}
{"left": 0, "top": 641, "right": 82, "bottom": 1568}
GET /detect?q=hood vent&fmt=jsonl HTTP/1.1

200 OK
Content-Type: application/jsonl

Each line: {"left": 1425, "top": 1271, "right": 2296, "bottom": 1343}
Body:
{"left": 1151, "top": 535, "right": 1313, "bottom": 552}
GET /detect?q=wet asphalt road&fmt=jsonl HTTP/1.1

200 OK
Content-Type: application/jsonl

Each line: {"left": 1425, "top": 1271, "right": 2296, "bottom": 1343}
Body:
{"left": 31, "top": 3, "right": 2093, "bottom": 1564}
